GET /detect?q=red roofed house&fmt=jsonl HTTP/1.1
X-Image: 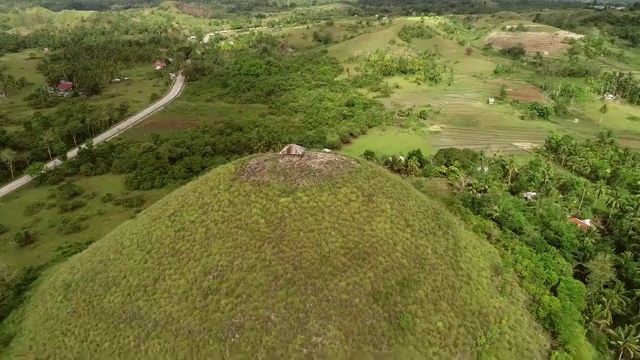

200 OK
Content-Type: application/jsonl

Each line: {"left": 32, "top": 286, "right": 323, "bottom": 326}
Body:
{"left": 58, "top": 81, "right": 73, "bottom": 91}
{"left": 568, "top": 218, "right": 592, "bottom": 230}
{"left": 154, "top": 61, "right": 166, "bottom": 70}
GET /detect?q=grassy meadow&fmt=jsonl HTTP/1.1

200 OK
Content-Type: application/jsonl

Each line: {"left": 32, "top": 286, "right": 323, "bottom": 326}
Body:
{"left": 0, "top": 174, "right": 169, "bottom": 268}
{"left": 5, "top": 154, "right": 551, "bottom": 358}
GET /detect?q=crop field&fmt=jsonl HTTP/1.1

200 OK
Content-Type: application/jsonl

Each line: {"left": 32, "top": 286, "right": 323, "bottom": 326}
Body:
{"left": 484, "top": 30, "right": 583, "bottom": 53}
{"left": 0, "top": 175, "right": 169, "bottom": 268}
{"left": 124, "top": 99, "right": 278, "bottom": 139}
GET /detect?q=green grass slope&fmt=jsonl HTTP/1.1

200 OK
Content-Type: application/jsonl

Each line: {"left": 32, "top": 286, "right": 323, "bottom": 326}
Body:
{"left": 6, "top": 153, "right": 550, "bottom": 359}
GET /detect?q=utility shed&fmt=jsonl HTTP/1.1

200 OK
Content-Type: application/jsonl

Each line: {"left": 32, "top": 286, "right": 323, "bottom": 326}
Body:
{"left": 279, "top": 144, "right": 305, "bottom": 156}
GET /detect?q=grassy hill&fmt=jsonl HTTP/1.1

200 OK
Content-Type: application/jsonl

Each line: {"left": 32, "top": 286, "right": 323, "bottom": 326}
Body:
{"left": 4, "top": 152, "right": 550, "bottom": 358}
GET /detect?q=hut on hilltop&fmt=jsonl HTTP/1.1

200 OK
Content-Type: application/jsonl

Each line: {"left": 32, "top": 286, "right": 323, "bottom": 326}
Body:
{"left": 279, "top": 144, "right": 305, "bottom": 156}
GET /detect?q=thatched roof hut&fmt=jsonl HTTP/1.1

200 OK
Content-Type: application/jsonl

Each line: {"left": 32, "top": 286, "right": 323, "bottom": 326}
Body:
{"left": 279, "top": 144, "right": 305, "bottom": 156}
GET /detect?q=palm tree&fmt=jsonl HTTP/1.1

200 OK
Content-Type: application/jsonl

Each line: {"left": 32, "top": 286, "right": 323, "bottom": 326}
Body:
{"left": 608, "top": 325, "right": 640, "bottom": 360}
{"left": 577, "top": 180, "right": 590, "bottom": 212}
{"left": 607, "top": 189, "right": 626, "bottom": 223}
{"left": 594, "top": 180, "right": 610, "bottom": 206}
{"left": 506, "top": 157, "right": 519, "bottom": 185}
{"left": 604, "top": 280, "right": 631, "bottom": 310}
{"left": 585, "top": 303, "right": 611, "bottom": 332}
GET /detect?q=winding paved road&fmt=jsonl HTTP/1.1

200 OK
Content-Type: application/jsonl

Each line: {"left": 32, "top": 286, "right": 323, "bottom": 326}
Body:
{"left": 0, "top": 74, "right": 186, "bottom": 198}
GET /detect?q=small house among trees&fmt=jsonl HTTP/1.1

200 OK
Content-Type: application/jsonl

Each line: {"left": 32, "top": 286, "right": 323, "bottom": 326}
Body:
{"left": 154, "top": 61, "right": 166, "bottom": 70}
{"left": 568, "top": 218, "right": 592, "bottom": 229}
{"left": 279, "top": 144, "right": 305, "bottom": 156}
{"left": 58, "top": 81, "right": 73, "bottom": 92}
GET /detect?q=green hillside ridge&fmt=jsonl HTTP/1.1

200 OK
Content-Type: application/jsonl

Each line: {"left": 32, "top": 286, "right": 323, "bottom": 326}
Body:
{"left": 6, "top": 152, "right": 550, "bottom": 358}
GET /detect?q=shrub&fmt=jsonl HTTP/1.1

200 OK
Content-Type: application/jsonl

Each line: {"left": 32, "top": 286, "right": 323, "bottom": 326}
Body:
{"left": 114, "top": 194, "right": 146, "bottom": 208}
{"left": 363, "top": 150, "right": 377, "bottom": 161}
{"left": 57, "top": 217, "right": 87, "bottom": 235}
{"left": 59, "top": 200, "right": 87, "bottom": 213}
{"left": 149, "top": 92, "right": 161, "bottom": 102}
{"left": 101, "top": 193, "right": 115, "bottom": 203}
{"left": 13, "top": 230, "right": 34, "bottom": 248}
{"left": 627, "top": 116, "right": 640, "bottom": 122}
{"left": 500, "top": 43, "right": 526, "bottom": 59}
{"left": 24, "top": 201, "right": 46, "bottom": 216}
{"left": 0, "top": 224, "right": 8, "bottom": 235}
{"left": 56, "top": 183, "right": 85, "bottom": 200}
{"left": 527, "top": 102, "right": 552, "bottom": 120}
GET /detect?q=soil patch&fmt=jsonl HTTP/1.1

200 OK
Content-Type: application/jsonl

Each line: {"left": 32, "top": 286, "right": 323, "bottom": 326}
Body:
{"left": 242, "top": 152, "right": 358, "bottom": 185}
{"left": 513, "top": 142, "right": 540, "bottom": 151}
{"left": 141, "top": 120, "right": 203, "bottom": 130}
{"left": 485, "top": 31, "right": 583, "bottom": 53}
{"left": 488, "top": 80, "right": 545, "bottom": 103}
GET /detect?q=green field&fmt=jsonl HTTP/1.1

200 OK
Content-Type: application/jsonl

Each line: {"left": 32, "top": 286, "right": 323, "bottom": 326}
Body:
{"left": 5, "top": 153, "right": 550, "bottom": 358}
{"left": 0, "top": 175, "right": 169, "bottom": 268}
{"left": 340, "top": 127, "right": 432, "bottom": 157}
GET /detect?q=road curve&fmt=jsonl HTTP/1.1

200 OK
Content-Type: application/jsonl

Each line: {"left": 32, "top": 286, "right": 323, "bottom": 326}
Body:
{"left": 0, "top": 74, "right": 186, "bottom": 198}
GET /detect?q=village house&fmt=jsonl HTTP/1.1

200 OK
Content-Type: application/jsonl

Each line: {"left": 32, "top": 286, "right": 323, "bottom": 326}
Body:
{"left": 568, "top": 218, "right": 593, "bottom": 230}
{"left": 154, "top": 61, "right": 166, "bottom": 70}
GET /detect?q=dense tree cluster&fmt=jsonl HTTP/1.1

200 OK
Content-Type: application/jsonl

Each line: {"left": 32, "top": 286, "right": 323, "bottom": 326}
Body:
{"left": 534, "top": 10, "right": 640, "bottom": 47}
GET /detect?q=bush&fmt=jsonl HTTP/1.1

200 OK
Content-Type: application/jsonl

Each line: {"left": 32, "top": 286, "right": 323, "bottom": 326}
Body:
{"left": 56, "top": 183, "right": 85, "bottom": 200}
{"left": 59, "top": 200, "right": 87, "bottom": 213}
{"left": 24, "top": 201, "right": 46, "bottom": 216}
{"left": 363, "top": 150, "right": 377, "bottom": 161}
{"left": 149, "top": 92, "right": 161, "bottom": 102}
{"left": 101, "top": 193, "right": 115, "bottom": 203}
{"left": 114, "top": 194, "right": 146, "bottom": 208}
{"left": 527, "top": 102, "right": 552, "bottom": 120}
{"left": 500, "top": 43, "right": 526, "bottom": 59}
{"left": 13, "top": 230, "right": 34, "bottom": 247}
{"left": 0, "top": 224, "right": 8, "bottom": 235}
{"left": 57, "top": 217, "right": 87, "bottom": 235}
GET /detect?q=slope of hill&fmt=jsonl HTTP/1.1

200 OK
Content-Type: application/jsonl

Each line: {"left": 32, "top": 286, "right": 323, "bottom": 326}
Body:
{"left": 5, "top": 152, "right": 550, "bottom": 358}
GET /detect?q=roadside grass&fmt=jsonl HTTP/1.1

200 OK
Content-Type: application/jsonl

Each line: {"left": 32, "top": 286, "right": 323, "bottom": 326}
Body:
{"left": 340, "top": 127, "right": 432, "bottom": 157}
{"left": 0, "top": 174, "right": 169, "bottom": 269}
{"left": 7, "top": 155, "right": 551, "bottom": 358}
{"left": 91, "top": 65, "right": 169, "bottom": 114}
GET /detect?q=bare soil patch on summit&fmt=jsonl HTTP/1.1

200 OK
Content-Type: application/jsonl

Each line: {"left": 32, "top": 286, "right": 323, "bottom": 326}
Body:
{"left": 243, "top": 152, "right": 358, "bottom": 185}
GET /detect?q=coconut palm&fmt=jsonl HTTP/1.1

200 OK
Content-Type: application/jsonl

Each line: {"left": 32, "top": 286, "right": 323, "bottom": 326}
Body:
{"left": 585, "top": 303, "right": 611, "bottom": 333}
{"left": 506, "top": 157, "right": 519, "bottom": 185}
{"left": 594, "top": 180, "right": 611, "bottom": 205}
{"left": 608, "top": 325, "right": 640, "bottom": 360}
{"left": 604, "top": 280, "right": 631, "bottom": 310}
{"left": 607, "top": 189, "right": 626, "bottom": 223}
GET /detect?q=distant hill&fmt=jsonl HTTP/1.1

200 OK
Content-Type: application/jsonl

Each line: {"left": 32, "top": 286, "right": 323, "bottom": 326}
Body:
{"left": 6, "top": 152, "right": 550, "bottom": 358}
